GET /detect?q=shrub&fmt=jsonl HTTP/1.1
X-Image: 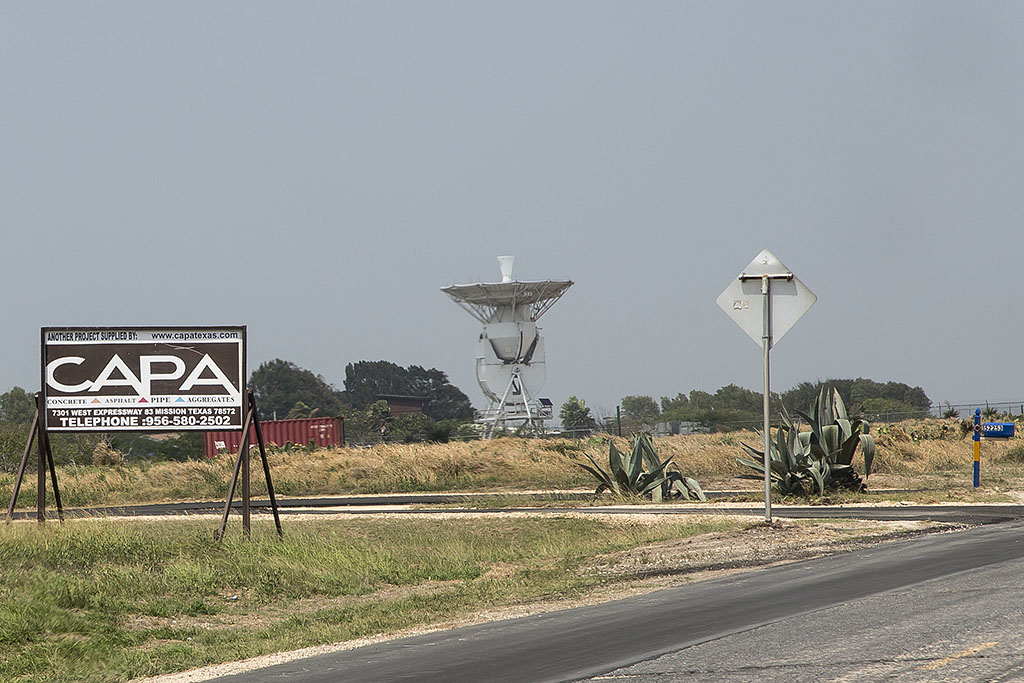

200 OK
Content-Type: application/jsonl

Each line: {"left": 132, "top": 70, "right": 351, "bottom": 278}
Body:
{"left": 91, "top": 442, "right": 124, "bottom": 466}
{"left": 577, "top": 432, "right": 705, "bottom": 501}
{"left": 737, "top": 386, "right": 875, "bottom": 495}
{"left": 1004, "top": 444, "right": 1024, "bottom": 464}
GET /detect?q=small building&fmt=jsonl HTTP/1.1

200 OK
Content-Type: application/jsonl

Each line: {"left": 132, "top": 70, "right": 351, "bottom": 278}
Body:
{"left": 377, "top": 394, "right": 428, "bottom": 415}
{"left": 654, "top": 420, "right": 710, "bottom": 436}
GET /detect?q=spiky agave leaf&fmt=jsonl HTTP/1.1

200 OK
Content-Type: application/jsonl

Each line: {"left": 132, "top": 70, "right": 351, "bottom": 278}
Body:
{"left": 735, "top": 455, "right": 769, "bottom": 480}
{"left": 776, "top": 422, "right": 795, "bottom": 471}
{"left": 669, "top": 473, "right": 707, "bottom": 501}
{"left": 575, "top": 453, "right": 614, "bottom": 497}
{"left": 637, "top": 474, "right": 672, "bottom": 497}
{"left": 737, "top": 433, "right": 816, "bottom": 495}
{"left": 633, "top": 432, "right": 684, "bottom": 502}
{"left": 636, "top": 456, "right": 676, "bottom": 494}
{"left": 607, "top": 442, "right": 632, "bottom": 493}
{"left": 739, "top": 441, "right": 766, "bottom": 463}
{"left": 832, "top": 388, "right": 849, "bottom": 421}
{"left": 821, "top": 424, "right": 842, "bottom": 458}
{"left": 622, "top": 437, "right": 645, "bottom": 485}
{"left": 837, "top": 430, "right": 861, "bottom": 466}
{"left": 735, "top": 454, "right": 767, "bottom": 475}
{"left": 859, "top": 433, "right": 875, "bottom": 477}
{"left": 817, "top": 387, "right": 832, "bottom": 438}
{"left": 634, "top": 433, "right": 662, "bottom": 473}
{"left": 807, "top": 458, "right": 826, "bottom": 495}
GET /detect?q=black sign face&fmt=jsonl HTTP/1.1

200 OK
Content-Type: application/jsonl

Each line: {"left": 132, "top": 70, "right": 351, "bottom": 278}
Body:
{"left": 41, "top": 327, "right": 245, "bottom": 432}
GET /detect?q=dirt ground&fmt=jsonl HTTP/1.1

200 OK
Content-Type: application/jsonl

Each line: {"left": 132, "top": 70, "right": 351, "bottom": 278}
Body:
{"left": 134, "top": 513, "right": 956, "bottom": 683}
{"left": 583, "top": 514, "right": 956, "bottom": 583}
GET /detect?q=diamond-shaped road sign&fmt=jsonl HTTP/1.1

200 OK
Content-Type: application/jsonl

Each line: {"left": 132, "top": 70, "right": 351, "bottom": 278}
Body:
{"left": 717, "top": 250, "right": 816, "bottom": 348}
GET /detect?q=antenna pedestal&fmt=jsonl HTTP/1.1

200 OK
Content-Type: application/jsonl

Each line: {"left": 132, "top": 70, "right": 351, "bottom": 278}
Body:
{"left": 442, "top": 257, "right": 572, "bottom": 440}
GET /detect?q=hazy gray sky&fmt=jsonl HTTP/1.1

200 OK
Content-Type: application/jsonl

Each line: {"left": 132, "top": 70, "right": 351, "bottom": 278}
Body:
{"left": 3, "top": 2, "right": 1023, "bottom": 417}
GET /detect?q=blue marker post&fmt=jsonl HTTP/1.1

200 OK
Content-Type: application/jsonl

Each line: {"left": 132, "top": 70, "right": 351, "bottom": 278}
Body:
{"left": 973, "top": 408, "right": 981, "bottom": 488}
{"left": 975, "top": 416, "right": 1014, "bottom": 489}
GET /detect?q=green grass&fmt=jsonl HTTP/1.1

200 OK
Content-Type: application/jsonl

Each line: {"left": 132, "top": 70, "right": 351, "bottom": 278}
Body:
{"left": 0, "top": 515, "right": 742, "bottom": 682}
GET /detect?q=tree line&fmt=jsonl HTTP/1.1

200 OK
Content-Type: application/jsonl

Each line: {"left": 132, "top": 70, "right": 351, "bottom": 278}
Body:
{"left": 560, "top": 378, "right": 933, "bottom": 433}
{"left": 0, "top": 371, "right": 942, "bottom": 465}
{"left": 248, "top": 359, "right": 475, "bottom": 443}
{"left": 0, "top": 359, "right": 476, "bottom": 469}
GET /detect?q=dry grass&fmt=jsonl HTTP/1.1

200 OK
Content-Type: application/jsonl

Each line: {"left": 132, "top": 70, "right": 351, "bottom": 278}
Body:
{"left": 3, "top": 419, "right": 1023, "bottom": 508}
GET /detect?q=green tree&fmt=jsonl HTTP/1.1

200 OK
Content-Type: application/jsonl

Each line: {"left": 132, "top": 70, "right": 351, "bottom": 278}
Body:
{"left": 0, "top": 386, "right": 36, "bottom": 424}
{"left": 389, "top": 413, "right": 435, "bottom": 443}
{"left": 344, "top": 361, "right": 473, "bottom": 421}
{"left": 621, "top": 395, "right": 660, "bottom": 428}
{"left": 345, "top": 400, "right": 393, "bottom": 442}
{"left": 660, "top": 386, "right": 763, "bottom": 432}
{"left": 781, "top": 378, "right": 931, "bottom": 416}
{"left": 109, "top": 432, "right": 203, "bottom": 462}
{"left": 660, "top": 393, "right": 689, "bottom": 414}
{"left": 860, "top": 398, "right": 919, "bottom": 417}
{"left": 344, "top": 361, "right": 408, "bottom": 409}
{"left": 712, "top": 384, "right": 763, "bottom": 414}
{"left": 249, "top": 359, "right": 345, "bottom": 420}
{"left": 559, "top": 396, "right": 596, "bottom": 433}
{"left": 406, "top": 365, "right": 474, "bottom": 421}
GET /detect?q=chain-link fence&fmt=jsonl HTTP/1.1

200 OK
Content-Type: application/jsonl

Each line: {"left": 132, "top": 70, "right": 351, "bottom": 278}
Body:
{"left": 261, "top": 400, "right": 1024, "bottom": 447}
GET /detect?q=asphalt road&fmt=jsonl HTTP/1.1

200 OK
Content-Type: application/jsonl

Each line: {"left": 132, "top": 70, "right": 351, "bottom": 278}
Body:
{"left": 208, "top": 518, "right": 1024, "bottom": 683}
{"left": 593, "top": 552, "right": 1024, "bottom": 682}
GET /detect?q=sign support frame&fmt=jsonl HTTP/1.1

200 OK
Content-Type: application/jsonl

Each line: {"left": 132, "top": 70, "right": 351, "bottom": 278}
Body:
{"left": 743, "top": 272, "right": 794, "bottom": 524}
{"left": 215, "top": 390, "right": 283, "bottom": 541}
{"left": 5, "top": 392, "right": 65, "bottom": 525}
{"left": 974, "top": 408, "right": 982, "bottom": 488}
{"left": 720, "top": 250, "right": 815, "bottom": 526}
{"left": 9, "top": 326, "right": 282, "bottom": 540}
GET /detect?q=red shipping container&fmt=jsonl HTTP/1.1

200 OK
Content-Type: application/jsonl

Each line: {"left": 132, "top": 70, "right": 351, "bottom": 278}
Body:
{"left": 203, "top": 416, "right": 344, "bottom": 458}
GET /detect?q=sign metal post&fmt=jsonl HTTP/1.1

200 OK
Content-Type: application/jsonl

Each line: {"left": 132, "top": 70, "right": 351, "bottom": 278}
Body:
{"left": 718, "top": 250, "right": 816, "bottom": 524}
{"left": 973, "top": 409, "right": 981, "bottom": 488}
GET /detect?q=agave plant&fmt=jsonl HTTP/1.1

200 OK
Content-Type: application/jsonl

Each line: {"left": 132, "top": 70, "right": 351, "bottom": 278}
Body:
{"left": 737, "top": 386, "right": 875, "bottom": 496}
{"left": 630, "top": 431, "right": 707, "bottom": 502}
{"left": 736, "top": 406, "right": 825, "bottom": 496}
{"left": 795, "top": 386, "right": 875, "bottom": 492}
{"left": 576, "top": 433, "right": 706, "bottom": 502}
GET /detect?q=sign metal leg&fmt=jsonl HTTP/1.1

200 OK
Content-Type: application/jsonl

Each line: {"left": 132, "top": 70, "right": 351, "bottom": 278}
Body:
{"left": 250, "top": 392, "right": 283, "bottom": 537}
{"left": 216, "top": 408, "right": 252, "bottom": 541}
{"left": 216, "top": 392, "right": 283, "bottom": 541}
{"left": 5, "top": 407, "right": 39, "bottom": 524}
{"left": 43, "top": 426, "right": 64, "bottom": 523}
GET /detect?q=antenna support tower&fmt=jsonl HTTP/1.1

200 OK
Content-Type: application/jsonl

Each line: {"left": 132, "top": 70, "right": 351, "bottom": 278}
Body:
{"left": 442, "top": 256, "right": 572, "bottom": 438}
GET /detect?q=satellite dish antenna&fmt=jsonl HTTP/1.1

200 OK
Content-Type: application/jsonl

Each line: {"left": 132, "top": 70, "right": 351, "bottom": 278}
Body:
{"left": 442, "top": 256, "right": 573, "bottom": 438}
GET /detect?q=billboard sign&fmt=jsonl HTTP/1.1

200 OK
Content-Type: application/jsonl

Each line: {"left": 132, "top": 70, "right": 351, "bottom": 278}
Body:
{"left": 42, "top": 327, "right": 245, "bottom": 432}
